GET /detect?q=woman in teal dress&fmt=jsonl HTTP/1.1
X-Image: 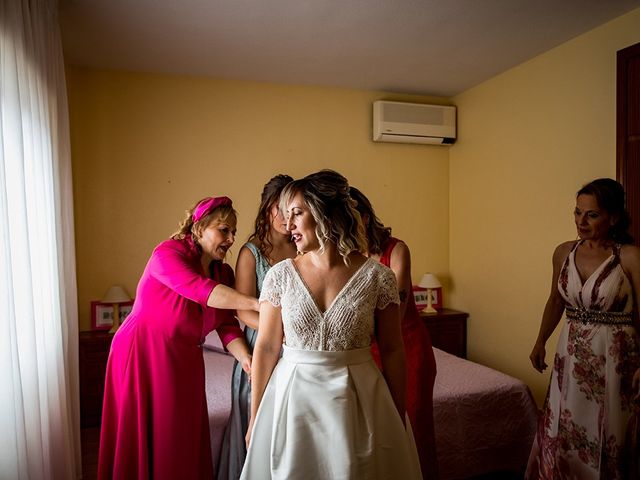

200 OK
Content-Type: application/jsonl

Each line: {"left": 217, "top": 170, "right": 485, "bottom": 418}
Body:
{"left": 217, "top": 175, "right": 296, "bottom": 480}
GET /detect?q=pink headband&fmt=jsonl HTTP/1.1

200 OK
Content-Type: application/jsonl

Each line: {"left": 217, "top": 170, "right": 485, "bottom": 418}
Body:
{"left": 192, "top": 196, "right": 233, "bottom": 223}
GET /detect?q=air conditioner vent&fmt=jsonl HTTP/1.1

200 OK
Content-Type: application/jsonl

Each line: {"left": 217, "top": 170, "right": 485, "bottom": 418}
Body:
{"left": 373, "top": 101, "right": 456, "bottom": 145}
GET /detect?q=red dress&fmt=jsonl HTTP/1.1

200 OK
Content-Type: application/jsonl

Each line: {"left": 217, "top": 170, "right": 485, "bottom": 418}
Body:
{"left": 98, "top": 236, "right": 244, "bottom": 480}
{"left": 371, "top": 237, "right": 439, "bottom": 479}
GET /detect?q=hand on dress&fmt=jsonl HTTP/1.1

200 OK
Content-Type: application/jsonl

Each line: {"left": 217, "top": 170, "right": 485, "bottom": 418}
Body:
{"left": 529, "top": 342, "right": 547, "bottom": 373}
{"left": 240, "top": 354, "right": 252, "bottom": 376}
{"left": 245, "top": 418, "right": 254, "bottom": 448}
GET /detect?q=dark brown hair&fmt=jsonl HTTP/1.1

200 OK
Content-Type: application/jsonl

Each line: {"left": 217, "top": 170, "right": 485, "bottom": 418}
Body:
{"left": 247, "top": 174, "right": 293, "bottom": 260}
{"left": 577, "top": 178, "right": 633, "bottom": 244}
{"left": 350, "top": 186, "right": 391, "bottom": 255}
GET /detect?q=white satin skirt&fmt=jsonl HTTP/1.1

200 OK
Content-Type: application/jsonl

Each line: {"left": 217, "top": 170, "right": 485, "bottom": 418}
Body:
{"left": 240, "top": 346, "right": 422, "bottom": 480}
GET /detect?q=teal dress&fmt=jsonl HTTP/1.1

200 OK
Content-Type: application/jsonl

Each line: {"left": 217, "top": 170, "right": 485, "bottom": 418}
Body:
{"left": 217, "top": 242, "right": 271, "bottom": 480}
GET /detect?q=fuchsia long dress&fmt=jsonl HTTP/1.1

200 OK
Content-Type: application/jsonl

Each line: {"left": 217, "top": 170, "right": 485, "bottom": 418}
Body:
{"left": 98, "top": 236, "right": 244, "bottom": 480}
{"left": 371, "top": 237, "right": 439, "bottom": 479}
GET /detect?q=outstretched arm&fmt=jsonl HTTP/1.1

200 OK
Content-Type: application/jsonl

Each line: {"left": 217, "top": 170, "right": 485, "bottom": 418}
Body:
{"left": 529, "top": 242, "right": 573, "bottom": 373}
{"left": 207, "top": 283, "right": 259, "bottom": 312}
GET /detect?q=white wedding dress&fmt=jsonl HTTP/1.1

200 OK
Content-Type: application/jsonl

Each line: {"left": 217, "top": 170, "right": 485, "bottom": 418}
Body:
{"left": 240, "top": 258, "right": 422, "bottom": 480}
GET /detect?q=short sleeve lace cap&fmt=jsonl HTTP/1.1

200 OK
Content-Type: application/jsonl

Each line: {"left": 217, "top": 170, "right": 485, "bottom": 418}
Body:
{"left": 375, "top": 263, "right": 400, "bottom": 310}
{"left": 258, "top": 260, "right": 288, "bottom": 307}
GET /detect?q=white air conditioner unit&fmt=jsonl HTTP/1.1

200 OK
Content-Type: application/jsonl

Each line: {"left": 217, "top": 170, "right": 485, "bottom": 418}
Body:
{"left": 373, "top": 100, "right": 456, "bottom": 145}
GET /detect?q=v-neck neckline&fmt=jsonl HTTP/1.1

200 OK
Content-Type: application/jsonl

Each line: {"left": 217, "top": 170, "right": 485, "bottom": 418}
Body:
{"left": 572, "top": 240, "right": 615, "bottom": 288}
{"left": 289, "top": 257, "right": 371, "bottom": 316}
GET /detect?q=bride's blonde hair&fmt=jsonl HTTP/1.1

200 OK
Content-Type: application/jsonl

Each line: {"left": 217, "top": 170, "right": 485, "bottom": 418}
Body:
{"left": 280, "top": 170, "right": 366, "bottom": 265}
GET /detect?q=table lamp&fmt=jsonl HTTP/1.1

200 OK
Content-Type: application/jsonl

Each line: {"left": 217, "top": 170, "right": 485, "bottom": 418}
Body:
{"left": 102, "top": 285, "right": 131, "bottom": 334}
{"left": 418, "top": 273, "right": 441, "bottom": 315}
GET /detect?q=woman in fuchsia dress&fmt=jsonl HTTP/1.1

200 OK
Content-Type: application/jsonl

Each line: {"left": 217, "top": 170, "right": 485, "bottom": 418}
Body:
{"left": 98, "top": 197, "right": 259, "bottom": 480}
{"left": 351, "top": 187, "right": 439, "bottom": 479}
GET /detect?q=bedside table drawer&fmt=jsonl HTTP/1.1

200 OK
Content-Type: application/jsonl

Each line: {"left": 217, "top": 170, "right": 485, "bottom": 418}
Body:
{"left": 420, "top": 308, "right": 468, "bottom": 358}
{"left": 79, "top": 331, "right": 114, "bottom": 427}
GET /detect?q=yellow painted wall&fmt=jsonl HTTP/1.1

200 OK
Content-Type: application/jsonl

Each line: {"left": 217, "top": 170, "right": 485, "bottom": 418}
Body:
{"left": 449, "top": 7, "right": 640, "bottom": 404}
{"left": 68, "top": 7, "right": 640, "bottom": 403}
{"left": 67, "top": 70, "right": 452, "bottom": 331}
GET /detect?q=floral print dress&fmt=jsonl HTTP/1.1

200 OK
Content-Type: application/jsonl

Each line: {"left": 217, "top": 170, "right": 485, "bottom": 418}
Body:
{"left": 526, "top": 240, "right": 640, "bottom": 479}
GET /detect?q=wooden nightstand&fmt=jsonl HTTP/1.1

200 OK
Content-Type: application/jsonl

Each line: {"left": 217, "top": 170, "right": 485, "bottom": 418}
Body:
{"left": 79, "top": 331, "right": 113, "bottom": 427}
{"left": 420, "top": 308, "right": 468, "bottom": 358}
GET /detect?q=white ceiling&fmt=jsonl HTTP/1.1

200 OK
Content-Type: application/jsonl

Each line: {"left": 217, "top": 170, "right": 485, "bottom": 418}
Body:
{"left": 59, "top": 0, "right": 640, "bottom": 97}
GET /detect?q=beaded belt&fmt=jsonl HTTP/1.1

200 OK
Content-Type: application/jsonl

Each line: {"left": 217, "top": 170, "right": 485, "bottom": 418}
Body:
{"left": 565, "top": 306, "right": 633, "bottom": 325}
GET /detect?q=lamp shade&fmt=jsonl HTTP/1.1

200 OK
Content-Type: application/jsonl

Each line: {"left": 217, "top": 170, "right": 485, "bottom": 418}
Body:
{"left": 418, "top": 273, "right": 441, "bottom": 289}
{"left": 102, "top": 285, "right": 131, "bottom": 304}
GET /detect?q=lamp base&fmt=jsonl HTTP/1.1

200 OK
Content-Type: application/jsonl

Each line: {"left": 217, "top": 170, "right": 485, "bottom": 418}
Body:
{"left": 421, "top": 305, "right": 437, "bottom": 315}
{"left": 108, "top": 304, "right": 120, "bottom": 334}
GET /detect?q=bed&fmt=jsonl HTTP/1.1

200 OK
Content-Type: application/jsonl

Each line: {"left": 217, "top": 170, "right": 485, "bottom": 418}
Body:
{"left": 203, "top": 336, "right": 539, "bottom": 479}
{"left": 433, "top": 348, "right": 538, "bottom": 479}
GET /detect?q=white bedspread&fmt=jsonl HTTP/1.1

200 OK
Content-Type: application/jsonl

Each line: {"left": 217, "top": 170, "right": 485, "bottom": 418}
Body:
{"left": 433, "top": 348, "right": 538, "bottom": 479}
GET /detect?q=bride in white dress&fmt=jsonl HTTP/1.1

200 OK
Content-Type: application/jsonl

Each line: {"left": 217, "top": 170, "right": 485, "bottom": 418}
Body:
{"left": 240, "top": 170, "right": 422, "bottom": 480}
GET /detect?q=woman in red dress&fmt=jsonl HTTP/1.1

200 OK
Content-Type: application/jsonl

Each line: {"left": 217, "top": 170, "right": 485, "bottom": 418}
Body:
{"left": 351, "top": 187, "right": 439, "bottom": 479}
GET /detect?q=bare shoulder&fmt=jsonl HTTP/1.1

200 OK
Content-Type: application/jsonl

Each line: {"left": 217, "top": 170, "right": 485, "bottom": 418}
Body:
{"left": 235, "top": 244, "right": 257, "bottom": 270}
{"left": 391, "top": 239, "right": 411, "bottom": 257}
{"left": 389, "top": 239, "right": 411, "bottom": 265}
{"left": 554, "top": 240, "right": 576, "bottom": 259}
{"left": 550, "top": 240, "right": 575, "bottom": 271}
{"left": 238, "top": 243, "right": 256, "bottom": 258}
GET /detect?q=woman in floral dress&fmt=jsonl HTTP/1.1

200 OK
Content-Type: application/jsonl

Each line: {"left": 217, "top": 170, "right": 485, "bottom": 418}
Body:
{"left": 527, "top": 178, "right": 640, "bottom": 479}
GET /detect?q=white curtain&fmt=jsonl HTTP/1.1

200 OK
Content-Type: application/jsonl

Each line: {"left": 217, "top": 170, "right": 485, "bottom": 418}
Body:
{"left": 0, "top": 0, "right": 81, "bottom": 478}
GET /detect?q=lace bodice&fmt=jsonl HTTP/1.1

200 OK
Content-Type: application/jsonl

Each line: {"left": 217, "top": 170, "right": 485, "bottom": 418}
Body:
{"left": 259, "top": 258, "right": 400, "bottom": 351}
